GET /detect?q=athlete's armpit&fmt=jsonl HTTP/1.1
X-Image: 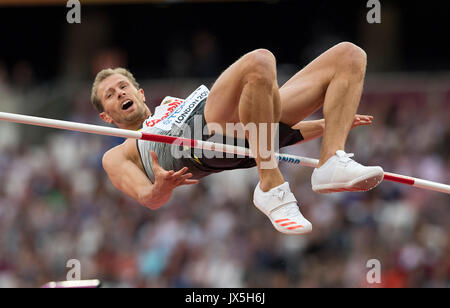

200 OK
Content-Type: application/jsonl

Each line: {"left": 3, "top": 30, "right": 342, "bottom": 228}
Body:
{"left": 102, "top": 145, "right": 154, "bottom": 207}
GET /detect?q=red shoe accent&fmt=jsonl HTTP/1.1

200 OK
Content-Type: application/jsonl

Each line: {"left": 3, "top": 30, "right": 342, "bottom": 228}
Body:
{"left": 275, "top": 219, "right": 290, "bottom": 223}
{"left": 280, "top": 222, "right": 296, "bottom": 226}
{"left": 287, "top": 225, "right": 304, "bottom": 230}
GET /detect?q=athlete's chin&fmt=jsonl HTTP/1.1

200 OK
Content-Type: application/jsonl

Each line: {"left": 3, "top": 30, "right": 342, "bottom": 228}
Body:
{"left": 124, "top": 109, "right": 145, "bottom": 124}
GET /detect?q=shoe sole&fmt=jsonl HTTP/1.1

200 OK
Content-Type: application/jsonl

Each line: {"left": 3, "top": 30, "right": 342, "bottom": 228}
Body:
{"left": 253, "top": 200, "right": 313, "bottom": 235}
{"left": 312, "top": 170, "right": 384, "bottom": 194}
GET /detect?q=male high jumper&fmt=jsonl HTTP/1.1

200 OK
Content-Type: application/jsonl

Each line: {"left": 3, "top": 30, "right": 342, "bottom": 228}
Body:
{"left": 92, "top": 42, "right": 383, "bottom": 235}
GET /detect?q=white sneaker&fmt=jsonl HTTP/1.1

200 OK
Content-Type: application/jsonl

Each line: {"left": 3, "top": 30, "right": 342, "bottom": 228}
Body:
{"left": 311, "top": 150, "right": 384, "bottom": 193}
{"left": 253, "top": 181, "right": 312, "bottom": 235}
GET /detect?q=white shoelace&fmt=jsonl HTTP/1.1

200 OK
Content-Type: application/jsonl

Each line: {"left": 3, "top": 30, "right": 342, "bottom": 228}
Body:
{"left": 336, "top": 151, "right": 355, "bottom": 164}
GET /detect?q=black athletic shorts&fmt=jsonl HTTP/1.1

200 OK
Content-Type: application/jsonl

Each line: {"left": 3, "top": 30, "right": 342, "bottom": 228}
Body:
{"left": 177, "top": 99, "right": 304, "bottom": 178}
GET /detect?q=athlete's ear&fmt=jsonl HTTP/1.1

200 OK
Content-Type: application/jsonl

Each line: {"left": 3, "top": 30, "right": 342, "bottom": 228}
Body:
{"left": 99, "top": 111, "right": 113, "bottom": 124}
{"left": 139, "top": 88, "right": 146, "bottom": 102}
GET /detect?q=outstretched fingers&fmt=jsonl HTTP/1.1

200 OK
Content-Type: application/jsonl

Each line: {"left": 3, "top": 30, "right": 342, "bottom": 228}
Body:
{"left": 174, "top": 171, "right": 199, "bottom": 186}
{"left": 149, "top": 151, "right": 199, "bottom": 186}
{"left": 173, "top": 167, "right": 189, "bottom": 177}
{"left": 352, "top": 114, "right": 373, "bottom": 128}
{"left": 179, "top": 173, "right": 200, "bottom": 186}
{"left": 182, "top": 179, "right": 200, "bottom": 185}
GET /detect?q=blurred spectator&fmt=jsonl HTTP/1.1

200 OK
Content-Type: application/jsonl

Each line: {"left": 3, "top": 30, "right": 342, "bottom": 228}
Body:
{"left": 91, "top": 48, "right": 128, "bottom": 78}
{"left": 11, "top": 60, "right": 34, "bottom": 89}
{"left": 0, "top": 74, "right": 449, "bottom": 288}
{"left": 190, "top": 30, "right": 221, "bottom": 78}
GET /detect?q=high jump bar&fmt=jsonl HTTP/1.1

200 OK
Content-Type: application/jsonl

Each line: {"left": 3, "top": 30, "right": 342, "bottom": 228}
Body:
{"left": 0, "top": 111, "right": 449, "bottom": 194}
{"left": 41, "top": 279, "right": 101, "bottom": 288}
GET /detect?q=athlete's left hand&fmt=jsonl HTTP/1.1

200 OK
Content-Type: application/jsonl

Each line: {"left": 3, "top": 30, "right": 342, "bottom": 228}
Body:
{"left": 351, "top": 114, "right": 373, "bottom": 128}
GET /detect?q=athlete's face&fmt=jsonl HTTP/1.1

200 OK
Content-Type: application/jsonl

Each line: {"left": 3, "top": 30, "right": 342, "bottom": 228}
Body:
{"left": 97, "top": 74, "right": 150, "bottom": 129}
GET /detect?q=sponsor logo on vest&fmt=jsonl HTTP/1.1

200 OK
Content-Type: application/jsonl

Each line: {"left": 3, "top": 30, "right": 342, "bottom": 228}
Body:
{"left": 175, "top": 99, "right": 203, "bottom": 125}
{"left": 167, "top": 86, "right": 209, "bottom": 127}
{"left": 145, "top": 100, "right": 183, "bottom": 128}
{"left": 141, "top": 85, "right": 209, "bottom": 131}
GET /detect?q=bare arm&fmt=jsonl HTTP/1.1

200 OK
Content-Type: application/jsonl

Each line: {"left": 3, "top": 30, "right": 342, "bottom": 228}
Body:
{"left": 293, "top": 115, "right": 374, "bottom": 144}
{"left": 102, "top": 144, "right": 198, "bottom": 210}
{"left": 292, "top": 119, "right": 325, "bottom": 143}
{"left": 102, "top": 145, "right": 163, "bottom": 209}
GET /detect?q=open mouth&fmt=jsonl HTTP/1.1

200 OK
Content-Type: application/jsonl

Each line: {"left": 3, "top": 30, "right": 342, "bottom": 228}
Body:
{"left": 121, "top": 100, "right": 134, "bottom": 110}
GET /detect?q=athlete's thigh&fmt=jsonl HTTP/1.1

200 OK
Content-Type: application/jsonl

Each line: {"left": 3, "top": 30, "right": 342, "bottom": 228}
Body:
{"left": 279, "top": 46, "right": 339, "bottom": 126}
{"left": 204, "top": 54, "right": 249, "bottom": 134}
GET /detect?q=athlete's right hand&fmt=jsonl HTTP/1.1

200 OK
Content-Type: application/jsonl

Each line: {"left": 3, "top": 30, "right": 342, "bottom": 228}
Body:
{"left": 150, "top": 151, "right": 199, "bottom": 191}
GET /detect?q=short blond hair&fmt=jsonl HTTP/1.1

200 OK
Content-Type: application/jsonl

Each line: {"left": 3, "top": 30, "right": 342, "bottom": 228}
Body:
{"left": 91, "top": 67, "right": 140, "bottom": 113}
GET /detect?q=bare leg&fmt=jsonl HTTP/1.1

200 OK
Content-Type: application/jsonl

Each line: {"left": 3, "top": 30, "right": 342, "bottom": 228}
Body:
{"left": 278, "top": 42, "right": 367, "bottom": 166}
{"left": 206, "top": 49, "right": 313, "bottom": 235}
{"left": 319, "top": 48, "right": 366, "bottom": 166}
{"left": 205, "top": 49, "right": 284, "bottom": 191}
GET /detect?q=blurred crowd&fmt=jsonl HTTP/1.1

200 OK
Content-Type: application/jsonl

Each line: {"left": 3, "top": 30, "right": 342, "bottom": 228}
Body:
{"left": 0, "top": 65, "right": 449, "bottom": 288}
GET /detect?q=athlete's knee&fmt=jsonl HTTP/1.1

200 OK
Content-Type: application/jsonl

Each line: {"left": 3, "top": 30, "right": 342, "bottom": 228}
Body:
{"left": 242, "top": 49, "right": 277, "bottom": 87}
{"left": 334, "top": 42, "right": 367, "bottom": 64}
{"left": 333, "top": 42, "right": 367, "bottom": 79}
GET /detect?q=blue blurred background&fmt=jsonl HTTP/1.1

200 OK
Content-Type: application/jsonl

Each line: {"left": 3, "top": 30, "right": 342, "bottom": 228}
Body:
{"left": 0, "top": 0, "right": 448, "bottom": 287}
